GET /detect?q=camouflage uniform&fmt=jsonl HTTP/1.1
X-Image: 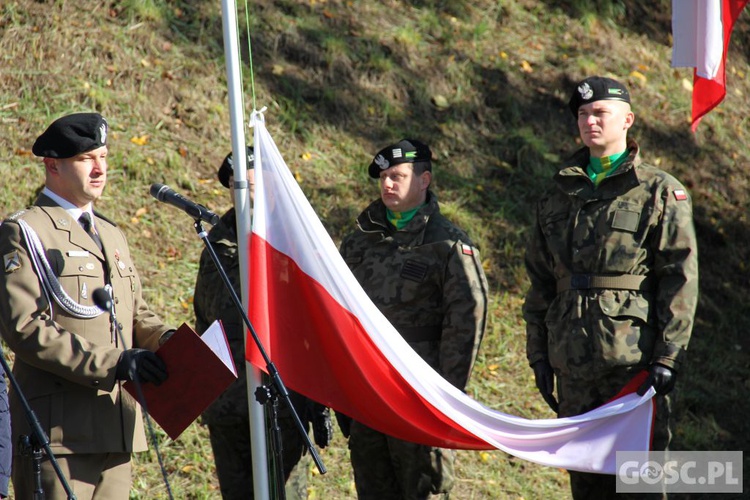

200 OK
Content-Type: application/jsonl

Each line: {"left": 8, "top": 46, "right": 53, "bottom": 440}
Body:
{"left": 340, "top": 191, "right": 489, "bottom": 500}
{"left": 523, "top": 141, "right": 698, "bottom": 499}
{"left": 195, "top": 208, "right": 323, "bottom": 500}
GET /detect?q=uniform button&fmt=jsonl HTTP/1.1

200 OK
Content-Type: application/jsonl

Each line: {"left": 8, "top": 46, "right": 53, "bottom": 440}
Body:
{"left": 92, "top": 380, "right": 100, "bottom": 387}
{"left": 115, "top": 297, "right": 120, "bottom": 304}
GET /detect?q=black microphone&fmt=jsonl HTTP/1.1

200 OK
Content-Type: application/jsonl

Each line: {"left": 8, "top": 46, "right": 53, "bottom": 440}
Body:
{"left": 93, "top": 287, "right": 113, "bottom": 312}
{"left": 149, "top": 183, "right": 220, "bottom": 225}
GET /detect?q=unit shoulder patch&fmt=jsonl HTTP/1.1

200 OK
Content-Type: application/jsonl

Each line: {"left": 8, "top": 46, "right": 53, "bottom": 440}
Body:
{"left": 4, "top": 251, "right": 21, "bottom": 273}
{"left": 461, "top": 243, "right": 475, "bottom": 256}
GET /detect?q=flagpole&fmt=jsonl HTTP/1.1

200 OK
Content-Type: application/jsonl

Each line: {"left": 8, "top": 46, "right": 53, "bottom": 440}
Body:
{"left": 219, "top": 1, "right": 270, "bottom": 499}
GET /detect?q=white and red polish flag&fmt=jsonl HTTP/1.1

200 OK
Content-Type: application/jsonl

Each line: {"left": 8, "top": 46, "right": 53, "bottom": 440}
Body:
{"left": 246, "top": 113, "right": 655, "bottom": 473}
{"left": 672, "top": 0, "right": 748, "bottom": 131}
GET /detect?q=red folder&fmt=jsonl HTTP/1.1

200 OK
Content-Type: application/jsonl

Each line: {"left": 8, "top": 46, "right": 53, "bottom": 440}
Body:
{"left": 124, "top": 321, "right": 237, "bottom": 440}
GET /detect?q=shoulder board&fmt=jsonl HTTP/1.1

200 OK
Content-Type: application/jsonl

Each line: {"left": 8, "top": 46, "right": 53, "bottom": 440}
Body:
{"left": 5, "top": 208, "right": 31, "bottom": 222}
{"left": 7, "top": 210, "right": 26, "bottom": 221}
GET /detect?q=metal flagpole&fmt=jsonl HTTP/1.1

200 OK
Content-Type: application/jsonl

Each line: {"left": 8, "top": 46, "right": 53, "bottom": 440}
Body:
{"left": 219, "top": 1, "right": 270, "bottom": 498}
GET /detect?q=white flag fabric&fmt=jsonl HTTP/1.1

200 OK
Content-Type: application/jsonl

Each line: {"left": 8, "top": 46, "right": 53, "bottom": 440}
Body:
{"left": 672, "top": 0, "right": 725, "bottom": 79}
{"left": 671, "top": 0, "right": 748, "bottom": 130}
{"left": 247, "top": 112, "right": 656, "bottom": 473}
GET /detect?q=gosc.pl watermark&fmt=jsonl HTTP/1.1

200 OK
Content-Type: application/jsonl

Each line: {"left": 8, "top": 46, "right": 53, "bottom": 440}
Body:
{"left": 616, "top": 451, "right": 743, "bottom": 493}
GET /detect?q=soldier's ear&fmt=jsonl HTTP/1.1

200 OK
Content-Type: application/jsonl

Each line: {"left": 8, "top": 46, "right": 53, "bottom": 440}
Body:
{"left": 420, "top": 171, "right": 432, "bottom": 190}
{"left": 43, "top": 157, "right": 58, "bottom": 175}
{"left": 623, "top": 109, "right": 635, "bottom": 131}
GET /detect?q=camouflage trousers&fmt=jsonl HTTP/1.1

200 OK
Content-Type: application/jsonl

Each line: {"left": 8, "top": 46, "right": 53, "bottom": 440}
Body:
{"left": 557, "top": 369, "right": 672, "bottom": 500}
{"left": 349, "top": 420, "right": 454, "bottom": 500}
{"left": 207, "top": 418, "right": 310, "bottom": 500}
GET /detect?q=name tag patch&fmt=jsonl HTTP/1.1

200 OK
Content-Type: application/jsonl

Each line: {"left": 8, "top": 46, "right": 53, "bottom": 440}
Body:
{"left": 400, "top": 259, "right": 428, "bottom": 282}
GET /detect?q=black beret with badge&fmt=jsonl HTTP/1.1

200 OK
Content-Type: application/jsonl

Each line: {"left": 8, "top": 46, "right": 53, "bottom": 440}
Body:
{"left": 218, "top": 146, "right": 255, "bottom": 188}
{"left": 368, "top": 138, "right": 432, "bottom": 178}
{"left": 568, "top": 76, "right": 631, "bottom": 116}
{"left": 32, "top": 112, "right": 108, "bottom": 158}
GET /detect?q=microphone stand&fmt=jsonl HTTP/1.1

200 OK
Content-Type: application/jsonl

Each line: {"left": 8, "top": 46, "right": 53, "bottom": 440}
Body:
{"left": 254, "top": 381, "right": 290, "bottom": 499}
{"left": 93, "top": 288, "right": 174, "bottom": 500}
{"left": 193, "top": 219, "right": 326, "bottom": 493}
{"left": 0, "top": 354, "right": 76, "bottom": 499}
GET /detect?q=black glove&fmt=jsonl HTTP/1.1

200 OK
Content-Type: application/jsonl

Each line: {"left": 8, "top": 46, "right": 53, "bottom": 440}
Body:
{"left": 158, "top": 329, "right": 176, "bottom": 346}
{"left": 308, "top": 402, "right": 333, "bottom": 448}
{"left": 116, "top": 348, "right": 168, "bottom": 386}
{"left": 637, "top": 364, "right": 676, "bottom": 396}
{"left": 531, "top": 360, "right": 559, "bottom": 413}
{"left": 335, "top": 411, "right": 352, "bottom": 439}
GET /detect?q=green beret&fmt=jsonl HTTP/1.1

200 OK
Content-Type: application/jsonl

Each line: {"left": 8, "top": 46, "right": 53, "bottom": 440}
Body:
{"left": 368, "top": 139, "right": 432, "bottom": 178}
{"left": 218, "top": 146, "right": 254, "bottom": 188}
{"left": 568, "top": 76, "right": 630, "bottom": 116}
{"left": 32, "top": 113, "right": 108, "bottom": 158}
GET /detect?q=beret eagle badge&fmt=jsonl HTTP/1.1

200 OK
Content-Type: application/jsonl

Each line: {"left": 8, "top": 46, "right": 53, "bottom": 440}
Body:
{"left": 578, "top": 82, "right": 593, "bottom": 101}
{"left": 374, "top": 154, "right": 389, "bottom": 171}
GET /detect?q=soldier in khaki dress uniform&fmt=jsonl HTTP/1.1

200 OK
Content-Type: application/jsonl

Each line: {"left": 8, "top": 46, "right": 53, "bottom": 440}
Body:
{"left": 0, "top": 113, "right": 174, "bottom": 499}
{"left": 339, "top": 139, "right": 489, "bottom": 500}
{"left": 523, "top": 77, "right": 699, "bottom": 499}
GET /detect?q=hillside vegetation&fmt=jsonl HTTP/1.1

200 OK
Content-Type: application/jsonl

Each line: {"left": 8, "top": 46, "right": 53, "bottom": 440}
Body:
{"left": 1, "top": 0, "right": 749, "bottom": 498}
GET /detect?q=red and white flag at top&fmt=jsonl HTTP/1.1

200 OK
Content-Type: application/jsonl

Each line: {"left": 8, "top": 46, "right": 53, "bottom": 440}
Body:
{"left": 671, "top": 0, "right": 749, "bottom": 131}
{"left": 246, "top": 111, "right": 656, "bottom": 473}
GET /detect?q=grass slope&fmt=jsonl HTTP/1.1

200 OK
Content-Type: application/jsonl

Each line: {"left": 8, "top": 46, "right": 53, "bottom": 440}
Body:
{"left": 1, "top": 0, "right": 748, "bottom": 498}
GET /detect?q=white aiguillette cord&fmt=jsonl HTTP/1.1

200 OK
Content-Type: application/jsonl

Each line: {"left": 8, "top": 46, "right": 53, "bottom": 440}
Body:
{"left": 16, "top": 218, "right": 104, "bottom": 320}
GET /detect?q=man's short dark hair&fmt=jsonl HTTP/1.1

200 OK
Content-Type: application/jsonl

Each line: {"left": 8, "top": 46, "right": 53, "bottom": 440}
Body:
{"left": 411, "top": 160, "right": 432, "bottom": 176}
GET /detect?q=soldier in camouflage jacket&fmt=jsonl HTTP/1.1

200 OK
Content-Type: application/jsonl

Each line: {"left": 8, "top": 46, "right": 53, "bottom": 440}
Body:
{"left": 523, "top": 76, "right": 698, "bottom": 499}
{"left": 340, "top": 139, "right": 489, "bottom": 500}
{"left": 194, "top": 149, "right": 332, "bottom": 500}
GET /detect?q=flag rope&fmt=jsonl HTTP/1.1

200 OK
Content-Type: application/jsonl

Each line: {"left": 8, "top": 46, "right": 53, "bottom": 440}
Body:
{"left": 241, "top": 0, "right": 258, "bottom": 111}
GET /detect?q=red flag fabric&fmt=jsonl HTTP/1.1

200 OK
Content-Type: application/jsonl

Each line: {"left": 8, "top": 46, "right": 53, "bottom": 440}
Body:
{"left": 246, "top": 113, "right": 655, "bottom": 473}
{"left": 672, "top": 0, "right": 749, "bottom": 131}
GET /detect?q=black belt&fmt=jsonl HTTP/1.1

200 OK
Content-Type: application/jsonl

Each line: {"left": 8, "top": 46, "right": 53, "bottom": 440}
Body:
{"left": 398, "top": 325, "right": 442, "bottom": 342}
{"left": 556, "top": 274, "right": 652, "bottom": 293}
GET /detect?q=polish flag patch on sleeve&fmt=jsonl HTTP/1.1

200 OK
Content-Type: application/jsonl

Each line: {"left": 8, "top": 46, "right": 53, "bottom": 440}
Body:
{"left": 461, "top": 244, "right": 474, "bottom": 256}
{"left": 673, "top": 189, "right": 688, "bottom": 201}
